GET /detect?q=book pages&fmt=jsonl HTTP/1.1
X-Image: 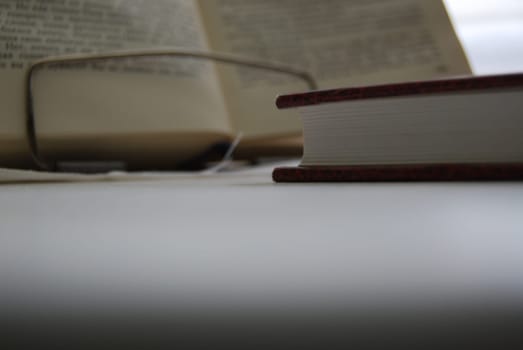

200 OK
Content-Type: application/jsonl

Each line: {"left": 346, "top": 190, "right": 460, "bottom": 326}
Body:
{"left": 199, "top": 0, "right": 471, "bottom": 137}
{"left": 0, "top": 0, "right": 230, "bottom": 167}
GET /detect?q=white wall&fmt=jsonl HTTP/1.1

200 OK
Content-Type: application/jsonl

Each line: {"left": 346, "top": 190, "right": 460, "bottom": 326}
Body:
{"left": 444, "top": 0, "right": 523, "bottom": 74}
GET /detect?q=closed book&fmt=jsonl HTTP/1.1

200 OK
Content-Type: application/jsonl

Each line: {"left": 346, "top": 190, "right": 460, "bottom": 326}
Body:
{"left": 274, "top": 73, "right": 523, "bottom": 182}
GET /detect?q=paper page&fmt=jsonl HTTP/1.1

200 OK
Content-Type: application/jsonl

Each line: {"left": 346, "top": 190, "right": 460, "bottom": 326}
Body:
{"left": 0, "top": 0, "right": 231, "bottom": 167}
{"left": 198, "top": 0, "right": 471, "bottom": 138}
{"left": 0, "top": 167, "right": 214, "bottom": 184}
{"left": 0, "top": 159, "right": 299, "bottom": 184}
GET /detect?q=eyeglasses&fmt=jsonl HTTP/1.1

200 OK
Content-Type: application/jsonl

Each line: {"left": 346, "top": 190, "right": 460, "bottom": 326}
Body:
{"left": 26, "top": 49, "right": 317, "bottom": 172}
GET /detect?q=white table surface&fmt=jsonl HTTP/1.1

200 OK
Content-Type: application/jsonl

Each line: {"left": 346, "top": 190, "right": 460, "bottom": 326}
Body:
{"left": 1, "top": 163, "right": 523, "bottom": 314}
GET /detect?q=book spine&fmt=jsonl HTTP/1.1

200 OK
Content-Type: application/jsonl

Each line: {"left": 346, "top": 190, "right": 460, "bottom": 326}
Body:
{"left": 273, "top": 164, "right": 523, "bottom": 182}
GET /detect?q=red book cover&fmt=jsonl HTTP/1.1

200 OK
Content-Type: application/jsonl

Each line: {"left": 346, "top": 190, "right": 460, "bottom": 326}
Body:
{"left": 273, "top": 164, "right": 523, "bottom": 183}
{"left": 276, "top": 73, "right": 523, "bottom": 109}
{"left": 274, "top": 73, "right": 523, "bottom": 182}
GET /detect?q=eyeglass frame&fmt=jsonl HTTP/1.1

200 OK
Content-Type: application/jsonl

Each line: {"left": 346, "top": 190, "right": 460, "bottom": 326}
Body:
{"left": 26, "top": 49, "right": 318, "bottom": 171}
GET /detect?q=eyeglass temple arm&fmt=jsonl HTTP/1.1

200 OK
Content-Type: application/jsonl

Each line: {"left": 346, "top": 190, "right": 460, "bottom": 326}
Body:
{"left": 26, "top": 49, "right": 319, "bottom": 171}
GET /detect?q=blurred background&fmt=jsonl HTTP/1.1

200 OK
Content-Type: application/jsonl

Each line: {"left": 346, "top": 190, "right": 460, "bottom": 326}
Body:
{"left": 445, "top": 0, "right": 523, "bottom": 73}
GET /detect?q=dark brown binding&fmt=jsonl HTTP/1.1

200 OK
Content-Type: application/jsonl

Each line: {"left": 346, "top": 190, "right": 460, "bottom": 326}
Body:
{"left": 276, "top": 73, "right": 523, "bottom": 109}
{"left": 273, "top": 164, "right": 523, "bottom": 182}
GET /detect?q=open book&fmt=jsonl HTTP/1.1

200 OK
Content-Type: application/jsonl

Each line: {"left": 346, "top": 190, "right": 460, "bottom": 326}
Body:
{"left": 0, "top": 0, "right": 470, "bottom": 169}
